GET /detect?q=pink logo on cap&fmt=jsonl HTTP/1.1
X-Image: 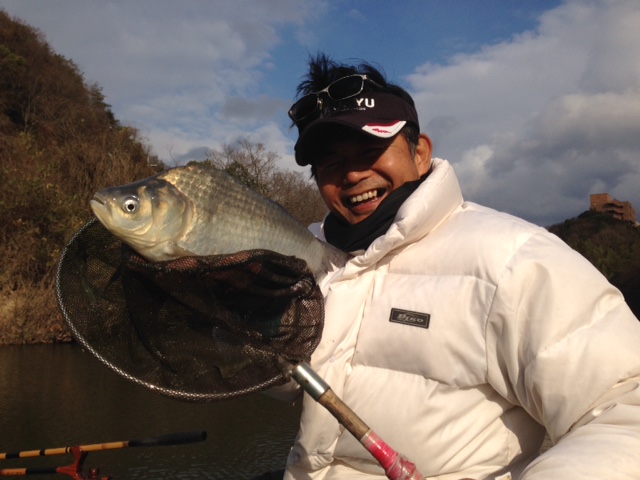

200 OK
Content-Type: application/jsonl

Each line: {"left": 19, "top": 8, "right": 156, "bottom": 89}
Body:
{"left": 362, "top": 120, "right": 407, "bottom": 138}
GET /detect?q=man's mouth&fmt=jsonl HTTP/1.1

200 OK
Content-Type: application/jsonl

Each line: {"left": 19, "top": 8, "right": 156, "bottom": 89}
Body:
{"left": 348, "top": 189, "right": 383, "bottom": 207}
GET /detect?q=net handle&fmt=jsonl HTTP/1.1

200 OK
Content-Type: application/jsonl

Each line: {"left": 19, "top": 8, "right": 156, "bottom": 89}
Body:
{"left": 286, "top": 361, "right": 424, "bottom": 480}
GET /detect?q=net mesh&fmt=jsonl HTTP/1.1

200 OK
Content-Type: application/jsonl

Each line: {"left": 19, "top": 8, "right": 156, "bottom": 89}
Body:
{"left": 56, "top": 219, "right": 324, "bottom": 402}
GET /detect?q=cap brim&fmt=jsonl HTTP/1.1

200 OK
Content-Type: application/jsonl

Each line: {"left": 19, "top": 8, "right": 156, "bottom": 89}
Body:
{"left": 293, "top": 91, "right": 419, "bottom": 166}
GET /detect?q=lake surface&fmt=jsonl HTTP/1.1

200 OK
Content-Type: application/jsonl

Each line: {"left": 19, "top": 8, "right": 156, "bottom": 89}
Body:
{"left": 0, "top": 344, "right": 301, "bottom": 479}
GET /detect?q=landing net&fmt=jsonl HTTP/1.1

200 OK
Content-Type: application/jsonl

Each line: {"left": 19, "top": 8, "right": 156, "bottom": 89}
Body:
{"left": 55, "top": 219, "right": 324, "bottom": 402}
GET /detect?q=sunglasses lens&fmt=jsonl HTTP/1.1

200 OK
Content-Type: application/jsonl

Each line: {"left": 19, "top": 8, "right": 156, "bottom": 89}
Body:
{"left": 289, "top": 94, "right": 319, "bottom": 122}
{"left": 327, "top": 75, "right": 365, "bottom": 101}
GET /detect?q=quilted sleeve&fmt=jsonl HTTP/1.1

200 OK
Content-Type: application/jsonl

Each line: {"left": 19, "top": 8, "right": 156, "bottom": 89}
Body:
{"left": 486, "top": 231, "right": 640, "bottom": 479}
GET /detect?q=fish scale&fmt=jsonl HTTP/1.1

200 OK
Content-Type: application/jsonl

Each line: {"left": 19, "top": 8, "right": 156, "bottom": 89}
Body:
{"left": 90, "top": 163, "right": 348, "bottom": 280}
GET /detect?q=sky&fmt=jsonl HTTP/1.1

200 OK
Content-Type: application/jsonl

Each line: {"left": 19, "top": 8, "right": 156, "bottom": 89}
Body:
{"left": 1, "top": 0, "right": 639, "bottom": 227}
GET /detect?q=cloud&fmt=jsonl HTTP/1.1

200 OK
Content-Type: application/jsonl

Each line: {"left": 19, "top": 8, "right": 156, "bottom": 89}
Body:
{"left": 473, "top": 89, "right": 640, "bottom": 225}
{"left": 408, "top": 0, "right": 640, "bottom": 225}
{"left": 220, "top": 96, "right": 288, "bottom": 122}
{"left": 0, "top": 0, "right": 314, "bottom": 162}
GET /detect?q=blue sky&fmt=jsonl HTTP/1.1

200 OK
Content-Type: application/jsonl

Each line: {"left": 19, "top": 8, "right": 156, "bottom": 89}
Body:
{"left": 265, "top": 2, "right": 559, "bottom": 91}
{"left": 1, "top": 0, "right": 639, "bottom": 227}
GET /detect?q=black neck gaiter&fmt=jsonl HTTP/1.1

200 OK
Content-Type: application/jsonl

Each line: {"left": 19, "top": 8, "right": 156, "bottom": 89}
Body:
{"left": 324, "top": 176, "right": 426, "bottom": 252}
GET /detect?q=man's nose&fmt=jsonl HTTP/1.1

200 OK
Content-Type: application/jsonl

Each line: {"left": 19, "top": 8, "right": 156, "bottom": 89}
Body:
{"left": 342, "top": 163, "right": 370, "bottom": 185}
{"left": 341, "top": 156, "right": 372, "bottom": 185}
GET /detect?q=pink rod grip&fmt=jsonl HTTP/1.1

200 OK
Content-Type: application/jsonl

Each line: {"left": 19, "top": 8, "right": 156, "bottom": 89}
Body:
{"left": 361, "top": 431, "right": 424, "bottom": 480}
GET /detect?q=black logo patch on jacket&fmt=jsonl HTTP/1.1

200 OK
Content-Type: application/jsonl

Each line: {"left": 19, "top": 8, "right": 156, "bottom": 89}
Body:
{"left": 389, "top": 308, "right": 430, "bottom": 329}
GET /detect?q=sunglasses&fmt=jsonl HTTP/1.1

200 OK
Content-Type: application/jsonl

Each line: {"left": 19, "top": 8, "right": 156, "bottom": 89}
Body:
{"left": 288, "top": 74, "right": 383, "bottom": 125}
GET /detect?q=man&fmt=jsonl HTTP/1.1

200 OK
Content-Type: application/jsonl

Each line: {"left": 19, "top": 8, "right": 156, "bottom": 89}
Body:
{"left": 283, "top": 54, "right": 640, "bottom": 479}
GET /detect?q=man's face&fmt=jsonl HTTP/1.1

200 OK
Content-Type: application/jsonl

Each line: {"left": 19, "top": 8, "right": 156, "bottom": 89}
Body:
{"left": 313, "top": 130, "right": 432, "bottom": 225}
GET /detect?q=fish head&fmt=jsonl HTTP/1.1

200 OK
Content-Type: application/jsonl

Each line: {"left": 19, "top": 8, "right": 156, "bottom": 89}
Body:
{"left": 90, "top": 175, "right": 193, "bottom": 261}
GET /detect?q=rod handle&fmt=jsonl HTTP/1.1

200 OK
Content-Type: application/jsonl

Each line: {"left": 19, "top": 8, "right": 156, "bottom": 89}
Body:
{"left": 1, "top": 466, "right": 58, "bottom": 476}
{"left": 317, "top": 388, "right": 370, "bottom": 440}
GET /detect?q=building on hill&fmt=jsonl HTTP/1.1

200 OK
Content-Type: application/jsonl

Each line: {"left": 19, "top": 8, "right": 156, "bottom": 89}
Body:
{"left": 590, "top": 193, "right": 637, "bottom": 223}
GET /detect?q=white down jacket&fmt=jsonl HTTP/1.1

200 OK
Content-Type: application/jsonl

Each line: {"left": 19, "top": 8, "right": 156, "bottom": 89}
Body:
{"left": 284, "top": 158, "right": 640, "bottom": 480}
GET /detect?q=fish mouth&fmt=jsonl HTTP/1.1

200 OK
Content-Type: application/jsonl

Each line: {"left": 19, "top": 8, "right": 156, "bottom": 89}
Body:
{"left": 91, "top": 193, "right": 107, "bottom": 206}
{"left": 90, "top": 193, "right": 110, "bottom": 221}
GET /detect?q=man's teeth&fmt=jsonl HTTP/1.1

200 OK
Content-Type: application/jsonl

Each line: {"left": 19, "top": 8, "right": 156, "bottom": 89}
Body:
{"left": 350, "top": 190, "right": 378, "bottom": 205}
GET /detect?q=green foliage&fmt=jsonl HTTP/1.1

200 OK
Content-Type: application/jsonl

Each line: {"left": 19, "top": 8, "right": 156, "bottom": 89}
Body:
{"left": 548, "top": 210, "right": 640, "bottom": 318}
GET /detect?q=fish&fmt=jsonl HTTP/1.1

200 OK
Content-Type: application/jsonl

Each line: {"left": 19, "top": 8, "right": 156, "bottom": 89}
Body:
{"left": 89, "top": 163, "right": 349, "bottom": 280}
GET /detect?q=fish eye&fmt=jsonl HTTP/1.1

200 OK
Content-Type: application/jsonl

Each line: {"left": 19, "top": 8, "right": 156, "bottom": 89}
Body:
{"left": 122, "top": 196, "right": 139, "bottom": 214}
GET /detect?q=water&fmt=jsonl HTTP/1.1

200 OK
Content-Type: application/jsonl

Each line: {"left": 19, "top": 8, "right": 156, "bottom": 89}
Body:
{"left": 0, "top": 344, "right": 301, "bottom": 479}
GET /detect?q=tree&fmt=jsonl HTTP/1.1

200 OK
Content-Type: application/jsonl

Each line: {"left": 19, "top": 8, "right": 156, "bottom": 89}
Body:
{"left": 549, "top": 211, "right": 640, "bottom": 319}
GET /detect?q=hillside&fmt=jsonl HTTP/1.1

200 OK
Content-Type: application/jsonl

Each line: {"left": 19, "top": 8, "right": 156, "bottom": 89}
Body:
{"left": 0, "top": 10, "right": 161, "bottom": 343}
{"left": 548, "top": 210, "right": 640, "bottom": 318}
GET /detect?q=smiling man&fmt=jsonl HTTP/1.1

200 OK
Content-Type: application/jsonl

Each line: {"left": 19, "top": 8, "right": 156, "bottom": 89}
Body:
{"left": 292, "top": 77, "right": 432, "bottom": 251}
{"left": 280, "top": 54, "right": 640, "bottom": 480}
{"left": 312, "top": 126, "right": 430, "bottom": 224}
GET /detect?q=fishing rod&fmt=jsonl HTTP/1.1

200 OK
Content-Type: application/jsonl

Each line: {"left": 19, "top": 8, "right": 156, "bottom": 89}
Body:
{"left": 283, "top": 360, "right": 424, "bottom": 480}
{"left": 0, "top": 431, "right": 207, "bottom": 479}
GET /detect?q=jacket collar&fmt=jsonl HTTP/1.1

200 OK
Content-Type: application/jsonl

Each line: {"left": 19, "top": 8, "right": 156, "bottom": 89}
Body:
{"left": 340, "top": 158, "right": 464, "bottom": 275}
